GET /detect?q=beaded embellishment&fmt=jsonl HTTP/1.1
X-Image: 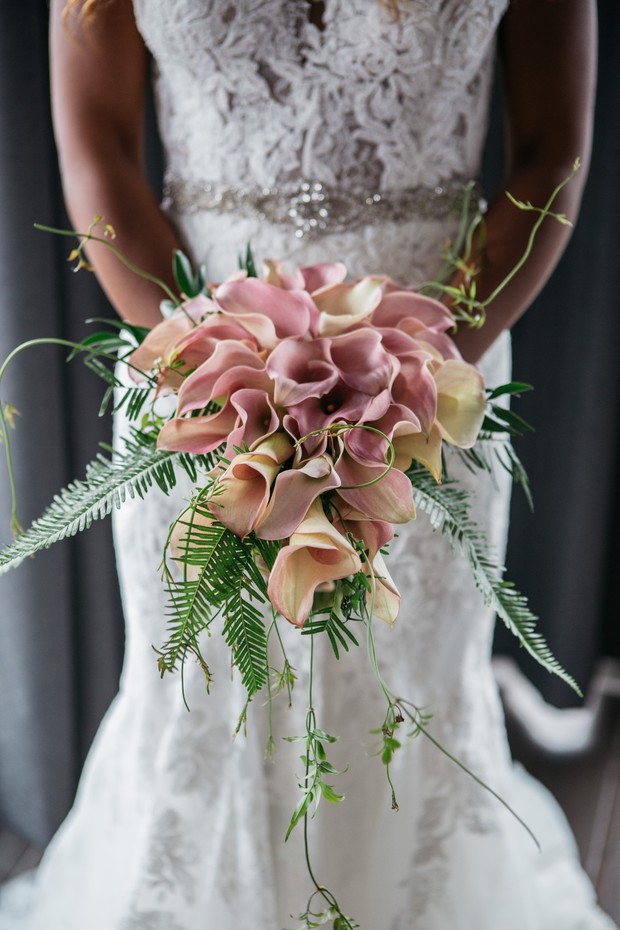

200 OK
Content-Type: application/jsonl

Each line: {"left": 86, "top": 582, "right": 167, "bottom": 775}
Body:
{"left": 163, "top": 177, "right": 482, "bottom": 240}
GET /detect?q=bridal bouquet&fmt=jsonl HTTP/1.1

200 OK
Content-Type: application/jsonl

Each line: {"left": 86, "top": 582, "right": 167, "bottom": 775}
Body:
{"left": 0, "top": 175, "right": 578, "bottom": 929}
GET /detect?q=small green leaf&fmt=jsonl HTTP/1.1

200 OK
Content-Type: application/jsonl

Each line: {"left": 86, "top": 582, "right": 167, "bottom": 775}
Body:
{"left": 319, "top": 782, "right": 344, "bottom": 804}
{"left": 313, "top": 729, "right": 338, "bottom": 743}
{"left": 173, "top": 249, "right": 198, "bottom": 297}
{"left": 285, "top": 791, "right": 313, "bottom": 841}
{"left": 487, "top": 381, "right": 533, "bottom": 400}
{"left": 490, "top": 405, "right": 534, "bottom": 434}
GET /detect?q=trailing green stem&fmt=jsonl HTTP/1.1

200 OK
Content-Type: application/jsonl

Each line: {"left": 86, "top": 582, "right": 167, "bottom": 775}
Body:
{"left": 0, "top": 336, "right": 156, "bottom": 536}
{"left": 34, "top": 222, "right": 183, "bottom": 311}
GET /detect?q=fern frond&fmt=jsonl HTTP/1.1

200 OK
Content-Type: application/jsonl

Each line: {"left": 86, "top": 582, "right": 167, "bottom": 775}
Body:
{"left": 161, "top": 511, "right": 269, "bottom": 697}
{"left": 0, "top": 436, "right": 187, "bottom": 576}
{"left": 453, "top": 435, "right": 533, "bottom": 510}
{"left": 159, "top": 514, "right": 231, "bottom": 677}
{"left": 223, "top": 578, "right": 268, "bottom": 698}
{"left": 408, "top": 465, "right": 580, "bottom": 695}
{"left": 302, "top": 608, "right": 360, "bottom": 660}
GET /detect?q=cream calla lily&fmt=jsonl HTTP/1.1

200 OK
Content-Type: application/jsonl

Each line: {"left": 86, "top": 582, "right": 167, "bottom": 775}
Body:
{"left": 435, "top": 359, "right": 486, "bottom": 448}
{"left": 267, "top": 500, "right": 362, "bottom": 627}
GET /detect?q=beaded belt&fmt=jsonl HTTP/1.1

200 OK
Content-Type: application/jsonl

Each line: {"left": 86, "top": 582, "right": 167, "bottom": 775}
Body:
{"left": 163, "top": 176, "right": 482, "bottom": 240}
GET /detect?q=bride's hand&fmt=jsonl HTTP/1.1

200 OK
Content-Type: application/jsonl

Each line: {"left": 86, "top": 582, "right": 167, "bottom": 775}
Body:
{"left": 50, "top": 0, "right": 180, "bottom": 328}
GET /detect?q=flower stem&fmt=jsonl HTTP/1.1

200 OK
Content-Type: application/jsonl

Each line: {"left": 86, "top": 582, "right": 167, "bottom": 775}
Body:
{"left": 34, "top": 222, "right": 182, "bottom": 310}
{"left": 0, "top": 336, "right": 157, "bottom": 535}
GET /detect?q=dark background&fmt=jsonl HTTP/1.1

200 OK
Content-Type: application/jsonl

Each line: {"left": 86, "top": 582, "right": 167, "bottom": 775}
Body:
{"left": 0, "top": 0, "right": 618, "bottom": 849}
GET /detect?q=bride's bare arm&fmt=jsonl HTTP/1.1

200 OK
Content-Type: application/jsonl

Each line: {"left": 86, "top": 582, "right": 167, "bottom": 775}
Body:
{"left": 452, "top": 0, "right": 597, "bottom": 364}
{"left": 50, "top": 0, "right": 179, "bottom": 328}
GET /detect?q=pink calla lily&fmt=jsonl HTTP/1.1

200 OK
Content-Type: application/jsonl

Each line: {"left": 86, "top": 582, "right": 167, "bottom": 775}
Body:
{"left": 224, "top": 389, "right": 280, "bottom": 455}
{"left": 390, "top": 351, "right": 437, "bottom": 436}
{"left": 129, "top": 314, "right": 193, "bottom": 383}
{"left": 267, "top": 500, "right": 362, "bottom": 627}
{"left": 329, "top": 329, "right": 398, "bottom": 395}
{"left": 157, "top": 402, "right": 239, "bottom": 454}
{"left": 301, "top": 262, "right": 348, "bottom": 294}
{"left": 207, "top": 433, "right": 293, "bottom": 539}
{"left": 371, "top": 290, "right": 455, "bottom": 332}
{"left": 256, "top": 453, "right": 342, "bottom": 540}
{"left": 215, "top": 278, "right": 319, "bottom": 346}
{"left": 266, "top": 338, "right": 338, "bottom": 406}
{"left": 286, "top": 385, "right": 391, "bottom": 444}
{"left": 408, "top": 330, "right": 462, "bottom": 362}
{"left": 176, "top": 341, "right": 266, "bottom": 415}
{"left": 344, "top": 404, "right": 421, "bottom": 466}
{"left": 334, "top": 448, "right": 416, "bottom": 524}
{"left": 170, "top": 318, "right": 259, "bottom": 372}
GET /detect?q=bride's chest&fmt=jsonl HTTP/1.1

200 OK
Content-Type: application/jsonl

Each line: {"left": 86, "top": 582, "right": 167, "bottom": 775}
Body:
{"left": 133, "top": 0, "right": 509, "bottom": 89}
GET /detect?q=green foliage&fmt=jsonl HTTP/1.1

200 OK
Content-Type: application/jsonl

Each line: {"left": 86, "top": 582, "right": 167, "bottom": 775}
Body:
{"left": 302, "top": 608, "right": 360, "bottom": 659}
{"left": 284, "top": 721, "right": 345, "bottom": 842}
{"left": 408, "top": 464, "right": 581, "bottom": 695}
{"left": 456, "top": 381, "right": 534, "bottom": 508}
{"left": 0, "top": 433, "right": 202, "bottom": 576}
{"left": 455, "top": 436, "right": 533, "bottom": 511}
{"left": 173, "top": 249, "right": 210, "bottom": 299}
{"left": 160, "top": 503, "right": 270, "bottom": 698}
{"left": 238, "top": 242, "right": 258, "bottom": 278}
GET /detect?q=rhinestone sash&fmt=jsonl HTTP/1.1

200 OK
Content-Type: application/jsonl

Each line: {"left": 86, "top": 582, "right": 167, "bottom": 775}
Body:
{"left": 163, "top": 176, "right": 482, "bottom": 240}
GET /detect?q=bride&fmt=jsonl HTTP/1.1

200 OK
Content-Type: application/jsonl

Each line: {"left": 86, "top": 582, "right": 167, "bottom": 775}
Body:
{"left": 1, "top": 0, "right": 612, "bottom": 928}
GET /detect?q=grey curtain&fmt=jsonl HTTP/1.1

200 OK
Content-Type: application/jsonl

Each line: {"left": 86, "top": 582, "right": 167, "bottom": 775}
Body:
{"left": 0, "top": 2, "right": 123, "bottom": 848}
{"left": 0, "top": 0, "right": 617, "bottom": 849}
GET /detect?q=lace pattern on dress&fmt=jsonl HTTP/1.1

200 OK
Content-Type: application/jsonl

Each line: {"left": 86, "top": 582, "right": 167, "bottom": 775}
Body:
{"left": 133, "top": 0, "right": 508, "bottom": 191}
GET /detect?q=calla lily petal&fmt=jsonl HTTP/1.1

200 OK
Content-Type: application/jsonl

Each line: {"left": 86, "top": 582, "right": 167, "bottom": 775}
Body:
{"left": 372, "top": 291, "right": 455, "bottom": 332}
{"left": 267, "top": 500, "right": 362, "bottom": 627}
{"left": 266, "top": 338, "right": 338, "bottom": 406}
{"left": 394, "top": 423, "right": 443, "bottom": 481}
{"left": 216, "top": 278, "right": 318, "bottom": 346}
{"left": 157, "top": 403, "right": 238, "bottom": 454}
{"left": 435, "top": 359, "right": 486, "bottom": 447}
{"left": 176, "top": 341, "right": 265, "bottom": 415}
{"left": 390, "top": 352, "right": 438, "bottom": 436}
{"left": 302, "top": 262, "right": 348, "bottom": 293}
{"left": 315, "top": 277, "right": 383, "bottom": 336}
{"left": 170, "top": 318, "right": 258, "bottom": 371}
{"left": 335, "top": 455, "right": 415, "bottom": 524}
{"left": 207, "top": 433, "right": 293, "bottom": 538}
{"left": 129, "top": 314, "right": 193, "bottom": 381}
{"left": 224, "top": 389, "right": 280, "bottom": 455}
{"left": 329, "top": 329, "right": 398, "bottom": 394}
{"left": 342, "top": 516, "right": 395, "bottom": 561}
{"left": 257, "top": 454, "right": 342, "bottom": 540}
{"left": 365, "top": 550, "right": 400, "bottom": 625}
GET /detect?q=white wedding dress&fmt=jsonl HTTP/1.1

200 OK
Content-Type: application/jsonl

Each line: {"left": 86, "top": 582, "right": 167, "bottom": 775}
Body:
{"left": 1, "top": 1, "right": 616, "bottom": 928}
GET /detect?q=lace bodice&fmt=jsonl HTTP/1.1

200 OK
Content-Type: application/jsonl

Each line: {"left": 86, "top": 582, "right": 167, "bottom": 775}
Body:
{"left": 133, "top": 0, "right": 508, "bottom": 192}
